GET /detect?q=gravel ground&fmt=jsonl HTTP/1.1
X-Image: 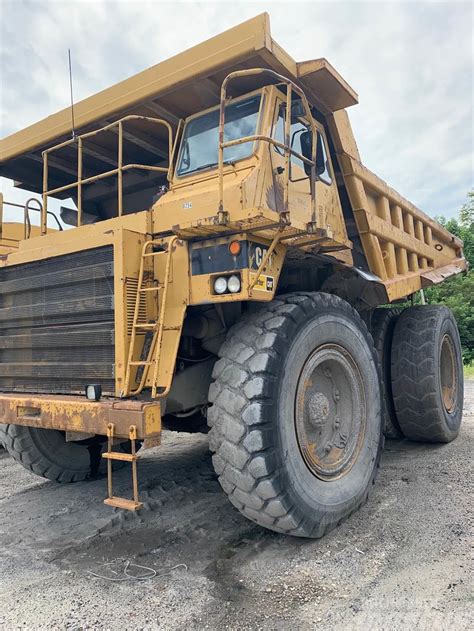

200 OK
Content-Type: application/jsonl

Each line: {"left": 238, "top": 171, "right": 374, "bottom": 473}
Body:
{"left": 1, "top": 381, "right": 473, "bottom": 630}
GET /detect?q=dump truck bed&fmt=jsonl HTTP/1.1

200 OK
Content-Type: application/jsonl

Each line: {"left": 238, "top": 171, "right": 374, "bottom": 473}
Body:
{"left": 327, "top": 111, "right": 466, "bottom": 299}
{"left": 0, "top": 13, "right": 466, "bottom": 302}
{"left": 0, "top": 13, "right": 356, "bottom": 192}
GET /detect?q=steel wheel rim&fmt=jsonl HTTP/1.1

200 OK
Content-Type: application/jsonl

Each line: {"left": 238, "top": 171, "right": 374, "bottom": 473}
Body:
{"left": 440, "top": 334, "right": 457, "bottom": 413}
{"left": 294, "top": 344, "right": 366, "bottom": 481}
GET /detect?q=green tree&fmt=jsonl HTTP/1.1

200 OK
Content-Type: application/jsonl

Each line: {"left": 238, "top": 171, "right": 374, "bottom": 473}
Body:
{"left": 427, "top": 190, "right": 474, "bottom": 364}
{"left": 459, "top": 190, "right": 474, "bottom": 230}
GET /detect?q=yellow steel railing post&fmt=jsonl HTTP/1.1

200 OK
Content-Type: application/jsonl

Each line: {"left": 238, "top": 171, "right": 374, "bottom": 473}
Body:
{"left": 0, "top": 192, "right": 3, "bottom": 240}
{"left": 283, "top": 83, "right": 292, "bottom": 219}
{"left": 23, "top": 202, "right": 28, "bottom": 240}
{"left": 217, "top": 84, "right": 227, "bottom": 224}
{"left": 310, "top": 113, "right": 317, "bottom": 229}
{"left": 77, "top": 137, "right": 83, "bottom": 227}
{"left": 41, "top": 151, "right": 48, "bottom": 235}
{"left": 118, "top": 121, "right": 123, "bottom": 216}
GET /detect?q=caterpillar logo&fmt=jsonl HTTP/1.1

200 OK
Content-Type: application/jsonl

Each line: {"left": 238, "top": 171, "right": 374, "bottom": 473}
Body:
{"left": 249, "top": 273, "right": 274, "bottom": 292}
{"left": 248, "top": 242, "right": 273, "bottom": 270}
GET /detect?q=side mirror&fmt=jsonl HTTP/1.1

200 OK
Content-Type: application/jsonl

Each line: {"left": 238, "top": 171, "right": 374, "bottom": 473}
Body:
{"left": 300, "top": 131, "right": 328, "bottom": 179}
{"left": 300, "top": 130, "right": 313, "bottom": 177}
{"left": 291, "top": 100, "right": 306, "bottom": 119}
{"left": 315, "top": 134, "right": 327, "bottom": 177}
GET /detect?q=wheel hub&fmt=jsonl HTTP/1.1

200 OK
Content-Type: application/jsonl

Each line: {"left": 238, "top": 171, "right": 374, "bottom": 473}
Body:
{"left": 295, "top": 344, "right": 366, "bottom": 480}
{"left": 307, "top": 392, "right": 330, "bottom": 427}
{"left": 440, "top": 334, "right": 457, "bottom": 413}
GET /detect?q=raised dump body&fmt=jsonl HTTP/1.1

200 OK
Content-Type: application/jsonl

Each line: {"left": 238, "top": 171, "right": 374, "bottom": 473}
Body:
{"left": 0, "top": 14, "right": 466, "bottom": 536}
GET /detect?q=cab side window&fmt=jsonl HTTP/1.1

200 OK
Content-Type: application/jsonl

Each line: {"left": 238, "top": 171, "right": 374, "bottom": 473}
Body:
{"left": 289, "top": 122, "right": 309, "bottom": 173}
{"left": 272, "top": 105, "right": 332, "bottom": 185}
{"left": 272, "top": 109, "right": 285, "bottom": 154}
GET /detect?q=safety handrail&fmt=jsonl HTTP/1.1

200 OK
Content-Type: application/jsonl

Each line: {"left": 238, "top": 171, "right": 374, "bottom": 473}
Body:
{"left": 41, "top": 115, "right": 175, "bottom": 235}
{"left": 0, "top": 195, "right": 62, "bottom": 240}
{"left": 122, "top": 236, "right": 178, "bottom": 398}
{"left": 217, "top": 68, "right": 317, "bottom": 226}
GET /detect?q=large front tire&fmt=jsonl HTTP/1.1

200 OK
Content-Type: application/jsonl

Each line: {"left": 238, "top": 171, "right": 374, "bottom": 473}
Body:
{"left": 208, "top": 292, "right": 383, "bottom": 538}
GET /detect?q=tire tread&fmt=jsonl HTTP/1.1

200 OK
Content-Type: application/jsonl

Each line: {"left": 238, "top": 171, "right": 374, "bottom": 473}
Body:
{"left": 391, "top": 305, "right": 463, "bottom": 443}
{"left": 208, "top": 292, "right": 383, "bottom": 537}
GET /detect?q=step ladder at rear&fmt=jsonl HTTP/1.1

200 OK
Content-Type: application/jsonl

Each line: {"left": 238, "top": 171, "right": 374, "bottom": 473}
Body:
{"left": 103, "top": 423, "right": 143, "bottom": 511}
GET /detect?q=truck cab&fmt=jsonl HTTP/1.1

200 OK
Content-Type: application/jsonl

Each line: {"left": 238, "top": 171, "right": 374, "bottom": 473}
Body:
{"left": 155, "top": 84, "right": 349, "bottom": 256}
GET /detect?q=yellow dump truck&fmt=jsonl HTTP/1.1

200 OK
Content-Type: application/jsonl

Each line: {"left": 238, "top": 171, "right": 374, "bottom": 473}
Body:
{"left": 0, "top": 15, "right": 467, "bottom": 537}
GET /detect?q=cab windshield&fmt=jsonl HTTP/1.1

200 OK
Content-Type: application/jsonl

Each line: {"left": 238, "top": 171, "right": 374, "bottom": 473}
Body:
{"left": 176, "top": 94, "right": 261, "bottom": 177}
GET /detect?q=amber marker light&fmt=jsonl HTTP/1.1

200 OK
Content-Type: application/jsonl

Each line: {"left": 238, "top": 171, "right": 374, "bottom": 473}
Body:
{"left": 229, "top": 240, "right": 241, "bottom": 256}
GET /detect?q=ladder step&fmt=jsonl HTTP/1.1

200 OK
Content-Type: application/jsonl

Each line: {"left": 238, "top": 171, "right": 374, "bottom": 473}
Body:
{"left": 104, "top": 497, "right": 143, "bottom": 511}
{"left": 133, "top": 324, "right": 178, "bottom": 331}
{"left": 139, "top": 285, "right": 163, "bottom": 292}
{"left": 143, "top": 251, "right": 165, "bottom": 257}
{"left": 128, "top": 360, "right": 152, "bottom": 366}
{"left": 102, "top": 451, "right": 138, "bottom": 462}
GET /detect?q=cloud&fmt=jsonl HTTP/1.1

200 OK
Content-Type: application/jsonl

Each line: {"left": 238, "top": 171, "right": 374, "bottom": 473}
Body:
{"left": 1, "top": 0, "right": 472, "bottom": 220}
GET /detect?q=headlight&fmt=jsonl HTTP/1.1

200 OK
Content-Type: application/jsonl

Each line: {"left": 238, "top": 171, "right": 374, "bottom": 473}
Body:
{"left": 85, "top": 384, "right": 102, "bottom": 401}
{"left": 214, "top": 276, "right": 228, "bottom": 294}
{"left": 227, "top": 275, "right": 241, "bottom": 293}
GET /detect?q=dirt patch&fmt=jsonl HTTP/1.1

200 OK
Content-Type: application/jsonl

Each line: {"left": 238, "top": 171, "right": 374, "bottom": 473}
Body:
{"left": 1, "top": 382, "right": 473, "bottom": 630}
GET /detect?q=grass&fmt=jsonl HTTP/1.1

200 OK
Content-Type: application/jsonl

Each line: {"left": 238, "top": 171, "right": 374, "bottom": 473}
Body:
{"left": 464, "top": 364, "right": 474, "bottom": 379}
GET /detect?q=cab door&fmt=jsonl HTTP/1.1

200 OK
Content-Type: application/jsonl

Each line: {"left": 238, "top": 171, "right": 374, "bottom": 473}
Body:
{"left": 270, "top": 96, "right": 344, "bottom": 240}
{"left": 270, "top": 98, "right": 312, "bottom": 226}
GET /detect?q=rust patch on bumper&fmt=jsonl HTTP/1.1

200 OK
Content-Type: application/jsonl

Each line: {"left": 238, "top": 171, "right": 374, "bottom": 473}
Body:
{"left": 0, "top": 393, "right": 161, "bottom": 441}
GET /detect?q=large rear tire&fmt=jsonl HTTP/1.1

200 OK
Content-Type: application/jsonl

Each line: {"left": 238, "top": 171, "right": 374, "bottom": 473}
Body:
{"left": 391, "top": 305, "right": 463, "bottom": 443}
{"left": 208, "top": 292, "right": 383, "bottom": 538}
{"left": 370, "top": 308, "right": 403, "bottom": 438}
{"left": 0, "top": 424, "right": 134, "bottom": 482}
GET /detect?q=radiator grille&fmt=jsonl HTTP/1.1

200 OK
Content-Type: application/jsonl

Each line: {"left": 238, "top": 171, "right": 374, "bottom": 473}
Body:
{"left": 125, "top": 277, "right": 147, "bottom": 335}
{"left": 0, "top": 246, "right": 115, "bottom": 395}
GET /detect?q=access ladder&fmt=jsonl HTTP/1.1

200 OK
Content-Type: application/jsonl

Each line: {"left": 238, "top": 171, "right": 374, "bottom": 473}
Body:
{"left": 102, "top": 236, "right": 185, "bottom": 510}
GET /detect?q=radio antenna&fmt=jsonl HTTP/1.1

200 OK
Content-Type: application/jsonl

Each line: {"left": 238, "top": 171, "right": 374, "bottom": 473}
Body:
{"left": 68, "top": 48, "right": 76, "bottom": 139}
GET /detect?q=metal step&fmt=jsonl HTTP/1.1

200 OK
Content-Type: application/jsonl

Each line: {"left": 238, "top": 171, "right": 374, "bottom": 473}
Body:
{"left": 102, "top": 451, "right": 138, "bottom": 462}
{"left": 103, "top": 423, "right": 142, "bottom": 512}
{"left": 104, "top": 496, "right": 143, "bottom": 511}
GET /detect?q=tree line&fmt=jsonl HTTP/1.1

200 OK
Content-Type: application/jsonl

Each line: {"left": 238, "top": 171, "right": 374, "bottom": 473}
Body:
{"left": 427, "top": 190, "right": 473, "bottom": 365}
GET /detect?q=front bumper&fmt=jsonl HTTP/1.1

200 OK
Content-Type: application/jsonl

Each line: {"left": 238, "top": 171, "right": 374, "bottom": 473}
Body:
{"left": 0, "top": 393, "right": 161, "bottom": 443}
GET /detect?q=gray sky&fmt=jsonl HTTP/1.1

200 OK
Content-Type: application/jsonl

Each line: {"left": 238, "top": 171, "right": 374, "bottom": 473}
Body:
{"left": 1, "top": 0, "right": 473, "bottom": 222}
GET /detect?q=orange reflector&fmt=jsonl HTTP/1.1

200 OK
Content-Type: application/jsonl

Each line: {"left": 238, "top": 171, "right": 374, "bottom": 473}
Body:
{"left": 229, "top": 241, "right": 241, "bottom": 256}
